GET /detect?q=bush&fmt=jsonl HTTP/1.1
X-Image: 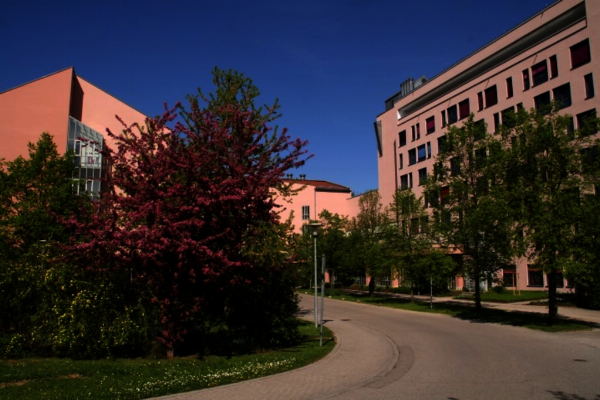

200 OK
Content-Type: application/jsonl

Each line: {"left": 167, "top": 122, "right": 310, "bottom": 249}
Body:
{"left": 493, "top": 285, "right": 505, "bottom": 294}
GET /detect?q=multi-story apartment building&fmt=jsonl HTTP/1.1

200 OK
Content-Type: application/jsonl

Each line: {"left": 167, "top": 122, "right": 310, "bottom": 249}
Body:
{"left": 375, "top": 0, "right": 599, "bottom": 291}
{"left": 0, "top": 67, "right": 148, "bottom": 198}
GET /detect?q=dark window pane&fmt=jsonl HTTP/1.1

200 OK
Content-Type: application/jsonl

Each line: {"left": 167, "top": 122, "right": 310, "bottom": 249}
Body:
{"left": 502, "top": 107, "right": 516, "bottom": 129}
{"left": 532, "top": 60, "right": 548, "bottom": 86}
{"left": 523, "top": 69, "right": 530, "bottom": 91}
{"left": 506, "top": 77, "right": 513, "bottom": 98}
{"left": 585, "top": 73, "right": 595, "bottom": 99}
{"left": 571, "top": 39, "right": 591, "bottom": 69}
{"left": 550, "top": 55, "right": 558, "bottom": 78}
{"left": 418, "top": 167, "right": 427, "bottom": 185}
{"left": 448, "top": 105, "right": 458, "bottom": 124}
{"left": 459, "top": 99, "right": 470, "bottom": 120}
{"left": 408, "top": 149, "right": 417, "bottom": 165}
{"left": 552, "top": 83, "right": 571, "bottom": 109}
{"left": 442, "top": 110, "right": 447, "bottom": 127}
{"left": 577, "top": 109, "right": 598, "bottom": 136}
{"left": 534, "top": 91, "right": 551, "bottom": 114}
{"left": 528, "top": 269, "right": 543, "bottom": 287}
{"left": 399, "top": 130, "right": 407, "bottom": 147}
{"left": 485, "top": 85, "right": 498, "bottom": 108}
{"left": 417, "top": 145, "right": 427, "bottom": 162}
{"left": 437, "top": 135, "right": 447, "bottom": 154}
{"left": 477, "top": 92, "right": 484, "bottom": 110}
{"left": 426, "top": 116, "right": 435, "bottom": 134}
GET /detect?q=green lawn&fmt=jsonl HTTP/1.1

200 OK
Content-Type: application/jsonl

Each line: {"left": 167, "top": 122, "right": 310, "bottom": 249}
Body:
{"left": 454, "top": 290, "right": 550, "bottom": 303}
{"left": 299, "top": 289, "right": 596, "bottom": 333}
{"left": 0, "top": 321, "right": 334, "bottom": 400}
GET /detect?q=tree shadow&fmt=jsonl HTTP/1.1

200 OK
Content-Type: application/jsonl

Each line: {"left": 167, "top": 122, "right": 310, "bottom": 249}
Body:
{"left": 547, "top": 391, "right": 600, "bottom": 400}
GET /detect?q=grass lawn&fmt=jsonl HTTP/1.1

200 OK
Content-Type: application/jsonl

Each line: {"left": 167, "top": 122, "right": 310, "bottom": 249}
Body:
{"left": 454, "top": 290, "right": 550, "bottom": 303}
{"left": 299, "top": 289, "right": 597, "bottom": 333}
{"left": 0, "top": 320, "right": 334, "bottom": 400}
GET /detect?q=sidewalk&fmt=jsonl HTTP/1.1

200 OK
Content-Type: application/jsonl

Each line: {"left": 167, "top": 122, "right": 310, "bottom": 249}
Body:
{"left": 344, "top": 289, "right": 600, "bottom": 326}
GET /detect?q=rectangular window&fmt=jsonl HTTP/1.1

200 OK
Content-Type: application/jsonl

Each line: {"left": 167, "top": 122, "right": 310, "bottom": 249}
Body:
{"left": 571, "top": 39, "right": 591, "bottom": 69}
{"left": 549, "top": 55, "right": 558, "bottom": 78}
{"left": 506, "top": 77, "right": 513, "bottom": 98}
{"left": 427, "top": 141, "right": 432, "bottom": 159}
{"left": 517, "top": 102, "right": 524, "bottom": 111}
{"left": 408, "top": 149, "right": 417, "bottom": 165}
{"left": 523, "top": 69, "right": 530, "bottom": 91}
{"left": 420, "top": 216, "right": 429, "bottom": 234}
{"left": 581, "top": 145, "right": 599, "bottom": 175}
{"left": 441, "top": 110, "right": 447, "bottom": 127}
{"left": 410, "top": 218, "right": 420, "bottom": 235}
{"left": 302, "top": 205, "right": 310, "bottom": 220}
{"left": 477, "top": 91, "right": 484, "bottom": 111}
{"left": 503, "top": 270, "right": 516, "bottom": 288}
{"left": 417, "top": 144, "right": 427, "bottom": 162}
{"left": 409, "top": 172, "right": 413, "bottom": 188}
{"left": 532, "top": 60, "right": 548, "bottom": 86}
{"left": 459, "top": 99, "right": 470, "bottom": 120}
{"left": 400, "top": 174, "right": 409, "bottom": 189}
{"left": 502, "top": 106, "right": 516, "bottom": 129}
{"left": 474, "top": 119, "right": 486, "bottom": 141}
{"left": 399, "top": 130, "right": 407, "bottom": 147}
{"left": 493, "top": 112, "right": 500, "bottom": 133}
{"left": 399, "top": 153, "right": 403, "bottom": 170}
{"left": 437, "top": 135, "right": 447, "bottom": 154}
{"left": 534, "top": 91, "right": 551, "bottom": 115}
{"left": 552, "top": 83, "right": 572, "bottom": 109}
{"left": 577, "top": 109, "right": 598, "bottom": 136}
{"left": 484, "top": 85, "right": 498, "bottom": 108}
{"left": 440, "top": 186, "right": 450, "bottom": 205}
{"left": 450, "top": 157, "right": 461, "bottom": 176}
{"left": 585, "top": 73, "right": 595, "bottom": 99}
{"left": 447, "top": 105, "right": 458, "bottom": 124}
{"left": 426, "top": 116, "right": 435, "bottom": 134}
{"left": 415, "top": 123, "right": 420, "bottom": 140}
{"left": 418, "top": 167, "right": 427, "bottom": 186}
{"left": 528, "top": 268, "right": 544, "bottom": 287}
{"left": 411, "top": 125, "right": 416, "bottom": 141}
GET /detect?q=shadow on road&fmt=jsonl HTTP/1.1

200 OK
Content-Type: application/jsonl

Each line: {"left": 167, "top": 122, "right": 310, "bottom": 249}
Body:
{"left": 547, "top": 391, "right": 600, "bottom": 399}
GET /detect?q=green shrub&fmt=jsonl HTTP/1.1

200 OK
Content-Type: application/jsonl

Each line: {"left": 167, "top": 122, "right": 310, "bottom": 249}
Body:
{"left": 493, "top": 285, "right": 505, "bottom": 294}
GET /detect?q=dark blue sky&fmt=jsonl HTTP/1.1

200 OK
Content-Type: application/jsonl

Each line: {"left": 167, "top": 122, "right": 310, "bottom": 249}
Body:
{"left": 1, "top": 0, "right": 551, "bottom": 194}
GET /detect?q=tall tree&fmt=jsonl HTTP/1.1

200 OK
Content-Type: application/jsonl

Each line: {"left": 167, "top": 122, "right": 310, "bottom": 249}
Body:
{"left": 425, "top": 115, "right": 513, "bottom": 310}
{"left": 68, "top": 68, "right": 310, "bottom": 352}
{"left": 347, "top": 190, "right": 394, "bottom": 296}
{"left": 390, "top": 189, "right": 455, "bottom": 301}
{"left": 500, "top": 106, "right": 599, "bottom": 320}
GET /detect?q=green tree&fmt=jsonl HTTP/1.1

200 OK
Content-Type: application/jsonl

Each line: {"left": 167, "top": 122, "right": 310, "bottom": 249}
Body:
{"left": 501, "top": 106, "right": 599, "bottom": 319}
{"left": 316, "top": 210, "right": 353, "bottom": 287}
{"left": 425, "top": 115, "right": 513, "bottom": 310}
{"left": 347, "top": 190, "right": 394, "bottom": 296}
{"left": 390, "top": 189, "right": 455, "bottom": 301}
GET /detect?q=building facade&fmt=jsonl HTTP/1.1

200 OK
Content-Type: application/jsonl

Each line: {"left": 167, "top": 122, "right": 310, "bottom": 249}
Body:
{"left": 0, "top": 67, "right": 148, "bottom": 198}
{"left": 375, "top": 0, "right": 599, "bottom": 291}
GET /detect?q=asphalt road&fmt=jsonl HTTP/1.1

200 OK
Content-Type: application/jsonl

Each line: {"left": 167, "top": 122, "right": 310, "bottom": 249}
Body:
{"left": 159, "top": 294, "right": 600, "bottom": 400}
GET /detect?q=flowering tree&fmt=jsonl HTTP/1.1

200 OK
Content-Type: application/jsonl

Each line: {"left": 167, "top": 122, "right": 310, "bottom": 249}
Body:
{"left": 70, "top": 68, "right": 309, "bottom": 353}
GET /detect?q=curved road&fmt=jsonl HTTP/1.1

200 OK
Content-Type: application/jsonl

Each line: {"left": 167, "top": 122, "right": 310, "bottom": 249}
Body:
{"left": 160, "top": 294, "right": 600, "bottom": 400}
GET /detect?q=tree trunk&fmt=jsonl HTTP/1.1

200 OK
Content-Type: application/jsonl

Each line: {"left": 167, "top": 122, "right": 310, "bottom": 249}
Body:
{"left": 547, "top": 270, "right": 558, "bottom": 324}
{"left": 474, "top": 275, "right": 482, "bottom": 311}
{"left": 368, "top": 277, "right": 375, "bottom": 297}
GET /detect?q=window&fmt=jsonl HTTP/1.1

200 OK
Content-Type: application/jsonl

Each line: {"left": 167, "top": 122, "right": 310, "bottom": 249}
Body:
{"left": 477, "top": 91, "right": 484, "bottom": 110}
{"left": 427, "top": 142, "right": 432, "bottom": 159}
{"left": 585, "top": 73, "right": 595, "bottom": 99}
{"left": 441, "top": 110, "right": 447, "bottom": 127}
{"left": 517, "top": 102, "right": 524, "bottom": 111}
{"left": 484, "top": 85, "right": 498, "bottom": 108}
{"left": 409, "top": 172, "right": 413, "bottom": 188}
{"left": 502, "top": 106, "right": 516, "bottom": 129}
{"left": 415, "top": 123, "right": 420, "bottom": 140}
{"left": 550, "top": 55, "right": 558, "bottom": 78}
{"left": 408, "top": 149, "right": 417, "bottom": 165}
{"left": 474, "top": 119, "right": 486, "bottom": 141}
{"left": 528, "top": 268, "right": 544, "bottom": 287}
{"left": 555, "top": 272, "right": 565, "bottom": 288}
{"left": 410, "top": 218, "right": 420, "bottom": 235}
{"left": 570, "top": 39, "right": 591, "bottom": 69}
{"left": 503, "top": 270, "right": 516, "bottom": 288}
{"left": 400, "top": 174, "right": 409, "bottom": 189}
{"left": 302, "top": 205, "right": 310, "bottom": 220}
{"left": 399, "top": 130, "right": 407, "bottom": 147}
{"left": 506, "top": 77, "right": 513, "bottom": 98}
{"left": 493, "top": 113, "right": 500, "bottom": 133}
{"left": 475, "top": 147, "right": 487, "bottom": 167}
{"left": 426, "top": 116, "right": 435, "bottom": 134}
{"left": 417, "top": 144, "right": 426, "bottom": 162}
{"left": 400, "top": 174, "right": 409, "bottom": 190}
{"left": 581, "top": 145, "right": 599, "bottom": 174}
{"left": 418, "top": 167, "right": 427, "bottom": 186}
{"left": 523, "top": 69, "right": 530, "bottom": 91}
{"left": 420, "top": 216, "right": 429, "bottom": 234}
{"left": 438, "top": 135, "right": 448, "bottom": 154}
{"left": 552, "top": 83, "right": 571, "bottom": 109}
{"left": 440, "top": 186, "right": 450, "bottom": 205}
{"left": 459, "top": 99, "right": 470, "bottom": 120}
{"left": 450, "top": 157, "right": 461, "bottom": 176}
{"left": 531, "top": 60, "right": 548, "bottom": 86}
{"left": 447, "top": 105, "right": 458, "bottom": 124}
{"left": 577, "top": 109, "right": 598, "bottom": 136}
{"left": 534, "top": 91, "right": 551, "bottom": 114}
{"left": 399, "top": 153, "right": 403, "bottom": 170}
{"left": 411, "top": 124, "right": 421, "bottom": 141}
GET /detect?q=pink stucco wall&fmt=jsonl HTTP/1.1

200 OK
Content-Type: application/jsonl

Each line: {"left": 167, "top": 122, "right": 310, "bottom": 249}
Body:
{"left": 0, "top": 68, "right": 73, "bottom": 161}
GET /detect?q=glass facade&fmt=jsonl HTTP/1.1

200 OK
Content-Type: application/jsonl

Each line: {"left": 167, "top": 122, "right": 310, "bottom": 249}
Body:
{"left": 67, "top": 117, "right": 106, "bottom": 199}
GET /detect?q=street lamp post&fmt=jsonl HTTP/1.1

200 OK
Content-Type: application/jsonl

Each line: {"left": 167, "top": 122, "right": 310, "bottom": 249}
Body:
{"left": 309, "top": 222, "right": 321, "bottom": 327}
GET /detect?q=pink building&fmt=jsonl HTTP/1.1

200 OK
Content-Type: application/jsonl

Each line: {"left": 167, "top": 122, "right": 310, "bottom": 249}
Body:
{"left": 0, "top": 67, "right": 148, "bottom": 197}
{"left": 276, "top": 176, "right": 361, "bottom": 233}
{"left": 375, "top": 0, "right": 599, "bottom": 291}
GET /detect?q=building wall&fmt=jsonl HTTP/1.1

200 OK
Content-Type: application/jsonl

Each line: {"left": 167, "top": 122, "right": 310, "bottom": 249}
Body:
{"left": 376, "top": 0, "right": 599, "bottom": 290}
{"left": 0, "top": 68, "right": 74, "bottom": 161}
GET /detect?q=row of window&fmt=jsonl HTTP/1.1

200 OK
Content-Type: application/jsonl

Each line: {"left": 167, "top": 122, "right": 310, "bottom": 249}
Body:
{"left": 399, "top": 166, "right": 428, "bottom": 189}
{"left": 398, "top": 39, "right": 593, "bottom": 148}
{"left": 503, "top": 270, "right": 570, "bottom": 288}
